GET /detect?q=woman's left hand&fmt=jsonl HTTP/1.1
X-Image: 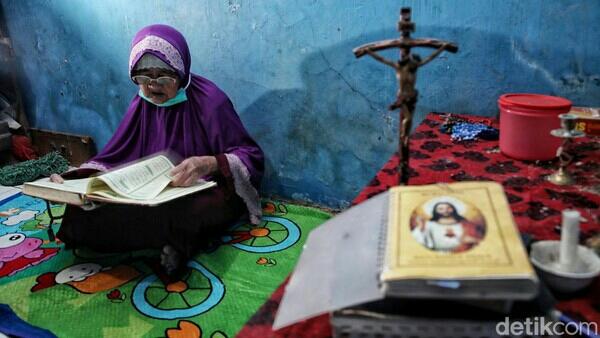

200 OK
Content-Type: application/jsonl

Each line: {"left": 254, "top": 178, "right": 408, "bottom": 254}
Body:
{"left": 170, "top": 156, "right": 218, "bottom": 187}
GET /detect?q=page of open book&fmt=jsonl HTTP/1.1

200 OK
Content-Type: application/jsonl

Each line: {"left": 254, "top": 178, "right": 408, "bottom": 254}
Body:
{"left": 27, "top": 177, "right": 92, "bottom": 194}
{"left": 92, "top": 155, "right": 174, "bottom": 200}
{"left": 89, "top": 180, "right": 217, "bottom": 206}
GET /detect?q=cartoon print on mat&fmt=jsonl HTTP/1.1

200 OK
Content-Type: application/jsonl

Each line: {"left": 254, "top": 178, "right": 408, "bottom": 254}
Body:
{"left": 2, "top": 210, "right": 37, "bottom": 227}
{"left": 0, "top": 208, "right": 19, "bottom": 217}
{"left": 19, "top": 205, "right": 65, "bottom": 232}
{"left": 256, "top": 257, "right": 277, "bottom": 267}
{"left": 221, "top": 202, "right": 295, "bottom": 253}
{"left": 31, "top": 262, "right": 140, "bottom": 294}
{"left": 202, "top": 202, "right": 296, "bottom": 254}
{"left": 222, "top": 216, "right": 301, "bottom": 253}
{"left": 0, "top": 233, "right": 58, "bottom": 277}
{"left": 132, "top": 203, "right": 297, "bottom": 320}
{"left": 261, "top": 201, "right": 288, "bottom": 215}
{"left": 0, "top": 195, "right": 53, "bottom": 237}
{"left": 0, "top": 196, "right": 330, "bottom": 336}
{"left": 107, "top": 288, "right": 128, "bottom": 302}
{"left": 164, "top": 320, "right": 228, "bottom": 338}
{"left": 132, "top": 260, "right": 225, "bottom": 320}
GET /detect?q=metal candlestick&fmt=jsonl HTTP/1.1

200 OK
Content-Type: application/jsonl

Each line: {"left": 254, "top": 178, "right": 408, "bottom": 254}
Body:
{"left": 547, "top": 113, "right": 585, "bottom": 186}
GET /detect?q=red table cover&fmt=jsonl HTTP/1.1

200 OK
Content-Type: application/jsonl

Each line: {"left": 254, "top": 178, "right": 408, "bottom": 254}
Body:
{"left": 238, "top": 112, "right": 599, "bottom": 337}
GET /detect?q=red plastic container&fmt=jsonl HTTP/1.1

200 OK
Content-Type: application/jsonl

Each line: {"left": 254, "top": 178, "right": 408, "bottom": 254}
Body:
{"left": 498, "top": 94, "right": 572, "bottom": 160}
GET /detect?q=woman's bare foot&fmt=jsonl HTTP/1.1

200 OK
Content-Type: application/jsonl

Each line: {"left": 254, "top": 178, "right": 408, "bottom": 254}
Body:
{"left": 160, "top": 244, "right": 182, "bottom": 276}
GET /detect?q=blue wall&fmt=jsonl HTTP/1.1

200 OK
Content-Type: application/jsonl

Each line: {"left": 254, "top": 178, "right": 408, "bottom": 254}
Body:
{"left": 2, "top": 0, "right": 599, "bottom": 208}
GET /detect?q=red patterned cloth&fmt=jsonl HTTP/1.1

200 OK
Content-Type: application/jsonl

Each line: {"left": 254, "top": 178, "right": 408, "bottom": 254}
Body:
{"left": 238, "top": 112, "right": 599, "bottom": 337}
{"left": 11, "top": 135, "right": 37, "bottom": 161}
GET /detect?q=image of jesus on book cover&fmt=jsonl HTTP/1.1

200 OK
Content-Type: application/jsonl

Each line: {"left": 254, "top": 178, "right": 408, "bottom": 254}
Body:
{"left": 410, "top": 196, "right": 486, "bottom": 253}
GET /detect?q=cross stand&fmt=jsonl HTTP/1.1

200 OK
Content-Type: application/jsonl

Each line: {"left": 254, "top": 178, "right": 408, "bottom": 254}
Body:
{"left": 353, "top": 7, "right": 458, "bottom": 185}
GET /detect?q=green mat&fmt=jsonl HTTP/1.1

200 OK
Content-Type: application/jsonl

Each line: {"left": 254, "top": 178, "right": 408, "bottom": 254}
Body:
{"left": 0, "top": 194, "right": 330, "bottom": 337}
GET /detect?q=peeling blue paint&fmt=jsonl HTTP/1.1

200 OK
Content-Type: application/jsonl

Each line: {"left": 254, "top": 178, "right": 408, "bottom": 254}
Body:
{"left": 2, "top": 0, "right": 599, "bottom": 208}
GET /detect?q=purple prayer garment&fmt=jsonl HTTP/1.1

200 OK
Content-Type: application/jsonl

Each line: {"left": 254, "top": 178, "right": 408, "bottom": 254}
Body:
{"left": 85, "top": 24, "right": 264, "bottom": 190}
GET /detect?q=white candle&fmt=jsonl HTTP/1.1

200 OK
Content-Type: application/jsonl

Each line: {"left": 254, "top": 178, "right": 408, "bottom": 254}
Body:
{"left": 559, "top": 209, "right": 580, "bottom": 272}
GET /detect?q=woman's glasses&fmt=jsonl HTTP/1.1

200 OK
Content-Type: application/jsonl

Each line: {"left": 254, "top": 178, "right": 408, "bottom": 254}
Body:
{"left": 132, "top": 75, "right": 177, "bottom": 86}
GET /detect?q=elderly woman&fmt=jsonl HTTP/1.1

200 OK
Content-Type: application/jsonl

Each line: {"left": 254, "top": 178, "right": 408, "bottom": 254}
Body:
{"left": 53, "top": 24, "right": 264, "bottom": 275}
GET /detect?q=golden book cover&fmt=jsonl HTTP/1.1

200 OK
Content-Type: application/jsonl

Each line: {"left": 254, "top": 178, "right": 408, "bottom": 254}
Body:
{"left": 381, "top": 182, "right": 538, "bottom": 300}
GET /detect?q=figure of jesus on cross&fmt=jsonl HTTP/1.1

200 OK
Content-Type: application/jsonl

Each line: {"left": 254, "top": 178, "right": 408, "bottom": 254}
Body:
{"left": 354, "top": 7, "right": 458, "bottom": 185}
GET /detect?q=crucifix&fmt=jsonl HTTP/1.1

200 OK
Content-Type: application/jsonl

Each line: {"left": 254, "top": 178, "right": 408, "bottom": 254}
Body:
{"left": 353, "top": 7, "right": 458, "bottom": 185}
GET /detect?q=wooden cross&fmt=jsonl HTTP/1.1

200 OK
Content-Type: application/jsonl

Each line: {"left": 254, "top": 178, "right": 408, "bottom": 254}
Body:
{"left": 354, "top": 7, "right": 458, "bottom": 185}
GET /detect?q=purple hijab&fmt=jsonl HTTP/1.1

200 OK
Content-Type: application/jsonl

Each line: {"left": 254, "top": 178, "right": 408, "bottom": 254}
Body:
{"left": 85, "top": 24, "right": 264, "bottom": 190}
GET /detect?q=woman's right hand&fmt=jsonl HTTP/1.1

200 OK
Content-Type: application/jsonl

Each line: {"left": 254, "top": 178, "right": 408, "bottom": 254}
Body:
{"left": 170, "top": 156, "right": 218, "bottom": 187}
{"left": 50, "top": 174, "right": 64, "bottom": 184}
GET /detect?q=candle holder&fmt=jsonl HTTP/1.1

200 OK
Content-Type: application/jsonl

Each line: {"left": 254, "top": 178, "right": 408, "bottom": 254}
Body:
{"left": 547, "top": 113, "right": 585, "bottom": 186}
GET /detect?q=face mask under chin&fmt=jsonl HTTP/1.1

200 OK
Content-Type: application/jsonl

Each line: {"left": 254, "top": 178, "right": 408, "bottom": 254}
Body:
{"left": 138, "top": 88, "right": 188, "bottom": 107}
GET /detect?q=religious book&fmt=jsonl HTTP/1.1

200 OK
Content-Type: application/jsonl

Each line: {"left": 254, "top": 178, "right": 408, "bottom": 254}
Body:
{"left": 273, "top": 183, "right": 540, "bottom": 330}
{"left": 22, "top": 154, "right": 216, "bottom": 206}
{"left": 381, "top": 181, "right": 538, "bottom": 299}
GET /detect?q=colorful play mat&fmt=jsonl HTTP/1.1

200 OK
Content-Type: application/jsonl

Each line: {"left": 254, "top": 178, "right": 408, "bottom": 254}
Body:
{"left": 0, "top": 192, "right": 330, "bottom": 337}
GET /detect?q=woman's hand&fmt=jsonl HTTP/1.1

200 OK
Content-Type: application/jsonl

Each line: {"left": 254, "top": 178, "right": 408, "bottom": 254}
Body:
{"left": 170, "top": 156, "right": 218, "bottom": 187}
{"left": 49, "top": 174, "right": 64, "bottom": 184}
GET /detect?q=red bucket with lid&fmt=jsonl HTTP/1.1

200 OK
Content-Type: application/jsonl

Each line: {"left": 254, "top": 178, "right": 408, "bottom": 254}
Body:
{"left": 498, "top": 93, "right": 572, "bottom": 161}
